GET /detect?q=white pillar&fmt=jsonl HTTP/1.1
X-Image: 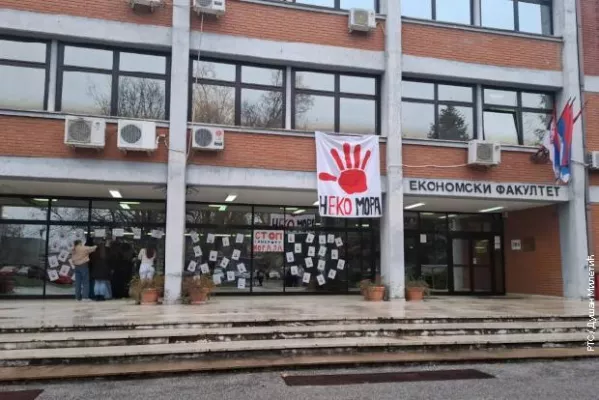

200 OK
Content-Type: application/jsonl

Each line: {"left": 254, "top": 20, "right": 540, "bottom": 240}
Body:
{"left": 555, "top": 0, "right": 589, "bottom": 299}
{"left": 472, "top": 0, "right": 481, "bottom": 26}
{"left": 47, "top": 40, "right": 58, "bottom": 112}
{"left": 380, "top": 0, "right": 404, "bottom": 298}
{"left": 164, "top": 0, "right": 191, "bottom": 303}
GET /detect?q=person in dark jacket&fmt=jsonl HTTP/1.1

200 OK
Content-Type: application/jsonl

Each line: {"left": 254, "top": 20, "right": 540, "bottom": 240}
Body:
{"left": 90, "top": 242, "right": 112, "bottom": 300}
{"left": 111, "top": 242, "right": 134, "bottom": 299}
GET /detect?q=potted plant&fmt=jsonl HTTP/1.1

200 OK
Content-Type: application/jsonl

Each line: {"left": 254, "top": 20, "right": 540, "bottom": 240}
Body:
{"left": 182, "top": 275, "right": 215, "bottom": 304}
{"left": 405, "top": 276, "right": 429, "bottom": 301}
{"left": 358, "top": 279, "right": 371, "bottom": 299}
{"left": 129, "top": 275, "right": 163, "bottom": 305}
{"left": 366, "top": 274, "right": 385, "bottom": 302}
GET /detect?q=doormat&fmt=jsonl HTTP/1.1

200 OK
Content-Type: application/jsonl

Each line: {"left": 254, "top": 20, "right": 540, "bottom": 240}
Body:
{"left": 282, "top": 369, "right": 494, "bottom": 386}
{"left": 0, "top": 390, "right": 43, "bottom": 400}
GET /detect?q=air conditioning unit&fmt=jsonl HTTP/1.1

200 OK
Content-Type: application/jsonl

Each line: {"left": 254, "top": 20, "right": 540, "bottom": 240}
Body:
{"left": 117, "top": 120, "right": 157, "bottom": 152}
{"left": 191, "top": 125, "right": 225, "bottom": 151}
{"left": 590, "top": 151, "right": 599, "bottom": 170}
{"left": 64, "top": 116, "right": 106, "bottom": 149}
{"left": 468, "top": 140, "right": 501, "bottom": 166}
{"left": 129, "top": 0, "right": 162, "bottom": 11}
{"left": 348, "top": 8, "right": 376, "bottom": 32}
{"left": 193, "top": 0, "right": 226, "bottom": 16}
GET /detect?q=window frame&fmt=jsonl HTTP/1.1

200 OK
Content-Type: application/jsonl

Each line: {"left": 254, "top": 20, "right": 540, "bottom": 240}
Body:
{"left": 188, "top": 56, "right": 287, "bottom": 128}
{"left": 291, "top": 68, "right": 380, "bottom": 135}
{"left": 402, "top": 0, "right": 474, "bottom": 25}
{"left": 56, "top": 42, "right": 171, "bottom": 120}
{"left": 482, "top": 86, "right": 554, "bottom": 146}
{"left": 481, "top": 0, "right": 553, "bottom": 35}
{"left": 401, "top": 78, "right": 476, "bottom": 141}
{"left": 266, "top": 0, "right": 380, "bottom": 13}
{"left": 0, "top": 35, "right": 51, "bottom": 111}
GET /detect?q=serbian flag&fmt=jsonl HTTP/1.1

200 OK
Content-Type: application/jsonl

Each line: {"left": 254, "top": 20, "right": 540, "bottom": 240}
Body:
{"left": 557, "top": 100, "right": 574, "bottom": 183}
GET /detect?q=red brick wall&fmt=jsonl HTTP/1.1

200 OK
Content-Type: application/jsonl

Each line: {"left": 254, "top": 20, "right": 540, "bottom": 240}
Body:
{"left": 403, "top": 145, "right": 559, "bottom": 184}
{"left": 584, "top": 93, "right": 599, "bottom": 151}
{"left": 0, "top": 116, "right": 168, "bottom": 163}
{"left": 591, "top": 204, "right": 599, "bottom": 261}
{"left": 504, "top": 205, "right": 563, "bottom": 296}
{"left": 581, "top": 0, "right": 599, "bottom": 75}
{"left": 195, "top": 0, "right": 384, "bottom": 51}
{"left": 403, "top": 22, "right": 562, "bottom": 71}
{"left": 0, "top": 0, "right": 172, "bottom": 26}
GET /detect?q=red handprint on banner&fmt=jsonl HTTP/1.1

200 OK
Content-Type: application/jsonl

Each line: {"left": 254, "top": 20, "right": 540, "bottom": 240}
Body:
{"left": 318, "top": 143, "right": 372, "bottom": 195}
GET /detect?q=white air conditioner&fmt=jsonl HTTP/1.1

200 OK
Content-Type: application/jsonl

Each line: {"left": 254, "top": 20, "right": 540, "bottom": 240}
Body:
{"left": 64, "top": 116, "right": 106, "bottom": 149}
{"left": 191, "top": 125, "right": 225, "bottom": 151}
{"left": 117, "top": 120, "right": 157, "bottom": 152}
{"left": 193, "top": 0, "right": 226, "bottom": 16}
{"left": 590, "top": 151, "right": 599, "bottom": 170}
{"left": 468, "top": 140, "right": 501, "bottom": 166}
{"left": 348, "top": 8, "right": 376, "bottom": 32}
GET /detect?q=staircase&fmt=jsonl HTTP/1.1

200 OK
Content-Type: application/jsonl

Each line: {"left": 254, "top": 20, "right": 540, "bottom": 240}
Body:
{"left": 0, "top": 315, "right": 594, "bottom": 381}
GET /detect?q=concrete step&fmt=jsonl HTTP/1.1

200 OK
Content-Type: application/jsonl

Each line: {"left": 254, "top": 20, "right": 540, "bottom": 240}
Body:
{"left": 1, "top": 347, "right": 596, "bottom": 383}
{"left": 0, "top": 321, "right": 587, "bottom": 350}
{"left": 0, "top": 332, "right": 585, "bottom": 367}
{"left": 0, "top": 315, "right": 588, "bottom": 334}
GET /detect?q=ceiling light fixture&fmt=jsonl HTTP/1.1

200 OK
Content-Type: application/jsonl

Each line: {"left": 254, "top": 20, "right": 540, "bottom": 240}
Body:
{"left": 312, "top": 200, "right": 319, "bottom": 206}
{"left": 479, "top": 206, "right": 504, "bottom": 213}
{"left": 208, "top": 205, "right": 221, "bottom": 208}
{"left": 109, "top": 190, "right": 122, "bottom": 198}
{"left": 293, "top": 209, "right": 305, "bottom": 214}
{"left": 404, "top": 202, "right": 425, "bottom": 210}
{"left": 119, "top": 201, "right": 140, "bottom": 205}
{"left": 225, "top": 194, "right": 237, "bottom": 202}
{"left": 120, "top": 203, "right": 130, "bottom": 210}
{"left": 218, "top": 205, "right": 228, "bottom": 211}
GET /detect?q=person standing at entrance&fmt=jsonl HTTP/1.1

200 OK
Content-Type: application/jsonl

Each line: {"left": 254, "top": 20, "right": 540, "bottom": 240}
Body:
{"left": 138, "top": 244, "right": 157, "bottom": 280}
{"left": 71, "top": 239, "right": 97, "bottom": 301}
{"left": 90, "top": 242, "right": 112, "bottom": 301}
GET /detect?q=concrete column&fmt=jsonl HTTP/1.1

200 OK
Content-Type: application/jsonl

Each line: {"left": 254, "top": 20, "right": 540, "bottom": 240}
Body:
{"left": 164, "top": 0, "right": 191, "bottom": 303}
{"left": 380, "top": 0, "right": 404, "bottom": 298}
{"left": 475, "top": 85, "right": 484, "bottom": 139}
{"left": 472, "top": 0, "right": 481, "bottom": 26}
{"left": 47, "top": 40, "right": 58, "bottom": 112}
{"left": 555, "top": 0, "right": 589, "bottom": 299}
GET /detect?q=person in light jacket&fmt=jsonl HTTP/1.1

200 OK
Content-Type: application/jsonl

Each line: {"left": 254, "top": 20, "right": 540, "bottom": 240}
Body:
{"left": 71, "top": 239, "right": 97, "bottom": 301}
{"left": 138, "top": 244, "right": 157, "bottom": 280}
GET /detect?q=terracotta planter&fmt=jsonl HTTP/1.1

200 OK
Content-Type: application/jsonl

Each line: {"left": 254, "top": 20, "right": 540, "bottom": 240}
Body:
{"left": 360, "top": 287, "right": 369, "bottom": 299}
{"left": 190, "top": 288, "right": 210, "bottom": 305}
{"left": 140, "top": 288, "right": 159, "bottom": 305}
{"left": 367, "top": 285, "right": 385, "bottom": 302}
{"left": 406, "top": 287, "right": 425, "bottom": 301}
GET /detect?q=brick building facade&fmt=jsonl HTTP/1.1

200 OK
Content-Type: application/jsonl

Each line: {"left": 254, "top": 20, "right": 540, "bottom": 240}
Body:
{"left": 0, "top": 0, "right": 593, "bottom": 300}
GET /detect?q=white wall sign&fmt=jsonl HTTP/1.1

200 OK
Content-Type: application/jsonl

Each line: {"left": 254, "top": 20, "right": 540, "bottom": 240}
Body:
{"left": 270, "top": 214, "right": 316, "bottom": 228}
{"left": 404, "top": 178, "right": 569, "bottom": 202}
{"left": 253, "top": 230, "right": 284, "bottom": 252}
{"left": 316, "top": 131, "right": 382, "bottom": 218}
{"left": 511, "top": 239, "right": 522, "bottom": 251}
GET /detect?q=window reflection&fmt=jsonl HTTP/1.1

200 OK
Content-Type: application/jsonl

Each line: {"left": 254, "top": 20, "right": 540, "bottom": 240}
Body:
{"left": 295, "top": 71, "right": 334, "bottom": 92}
{"left": 118, "top": 77, "right": 166, "bottom": 120}
{"left": 402, "top": 81, "right": 434, "bottom": 100}
{"left": 295, "top": 95, "right": 335, "bottom": 132}
{"left": 241, "top": 89, "right": 284, "bottom": 128}
{"left": 522, "top": 112, "right": 551, "bottom": 146}
{"left": 436, "top": 0, "right": 471, "bottom": 24}
{"left": 402, "top": 0, "right": 432, "bottom": 19}
{"left": 120, "top": 52, "right": 166, "bottom": 74}
{"left": 340, "top": 76, "right": 376, "bottom": 96}
{"left": 192, "top": 84, "right": 235, "bottom": 125}
{"left": 194, "top": 60, "right": 236, "bottom": 82}
{"left": 0, "top": 39, "right": 46, "bottom": 63}
{"left": 481, "top": 0, "right": 515, "bottom": 30}
{"left": 340, "top": 97, "right": 376, "bottom": 134}
{"left": 64, "top": 46, "right": 113, "bottom": 69}
{"left": 435, "top": 105, "right": 473, "bottom": 141}
{"left": 0, "top": 66, "right": 46, "bottom": 111}
{"left": 401, "top": 102, "right": 435, "bottom": 139}
{"left": 483, "top": 110, "right": 519, "bottom": 145}
{"left": 61, "top": 71, "right": 112, "bottom": 116}
{"left": 242, "top": 66, "right": 283, "bottom": 86}
{"left": 518, "top": 1, "right": 552, "bottom": 35}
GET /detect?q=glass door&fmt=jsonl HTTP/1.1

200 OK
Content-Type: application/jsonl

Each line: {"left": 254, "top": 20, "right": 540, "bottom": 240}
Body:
{"left": 450, "top": 236, "right": 494, "bottom": 294}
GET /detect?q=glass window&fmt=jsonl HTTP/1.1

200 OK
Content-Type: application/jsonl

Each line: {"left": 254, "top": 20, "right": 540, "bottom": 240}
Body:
{"left": 240, "top": 89, "right": 284, "bottom": 128}
{"left": 295, "top": 0, "right": 335, "bottom": 7}
{"left": 295, "top": 71, "right": 334, "bottom": 92}
{"left": 192, "top": 84, "right": 235, "bottom": 125}
{"left": 402, "top": 0, "right": 432, "bottom": 19}
{"left": 119, "top": 52, "right": 166, "bottom": 74}
{"left": 0, "top": 66, "right": 46, "bottom": 111}
{"left": 483, "top": 87, "right": 554, "bottom": 146}
{"left": 63, "top": 46, "right": 113, "bottom": 69}
{"left": 50, "top": 199, "right": 89, "bottom": 222}
{"left": 435, "top": 105, "right": 473, "bottom": 141}
{"left": 118, "top": 76, "right": 166, "bottom": 120}
{"left": 402, "top": 81, "right": 434, "bottom": 100}
{"left": 436, "top": 0, "right": 471, "bottom": 24}
{"left": 0, "top": 38, "right": 48, "bottom": 111}
{"left": 59, "top": 45, "right": 169, "bottom": 119}
{"left": 483, "top": 110, "right": 519, "bottom": 145}
{"left": 0, "top": 223, "right": 47, "bottom": 296}
{"left": 482, "top": 0, "right": 552, "bottom": 34}
{"left": 522, "top": 112, "right": 551, "bottom": 146}
{"left": 340, "top": 76, "right": 376, "bottom": 96}
{"left": 404, "top": 212, "right": 419, "bottom": 230}
{"left": 242, "top": 66, "right": 283, "bottom": 87}
{"left": 340, "top": 98, "right": 376, "bottom": 134}
{"left": 186, "top": 204, "right": 252, "bottom": 225}
{"left": 91, "top": 201, "right": 166, "bottom": 224}
{"left": 402, "top": 80, "right": 474, "bottom": 141}
{"left": 295, "top": 95, "right": 335, "bottom": 132}
{"left": 194, "top": 60, "right": 236, "bottom": 81}
{"left": 339, "top": 0, "right": 376, "bottom": 10}
{"left": 0, "top": 39, "right": 46, "bottom": 63}
{"left": 61, "top": 71, "right": 112, "bottom": 116}
{"left": 401, "top": 102, "right": 435, "bottom": 140}
{"left": 293, "top": 70, "right": 379, "bottom": 134}
{"left": 518, "top": 0, "right": 552, "bottom": 35}
{"left": 0, "top": 197, "right": 48, "bottom": 221}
